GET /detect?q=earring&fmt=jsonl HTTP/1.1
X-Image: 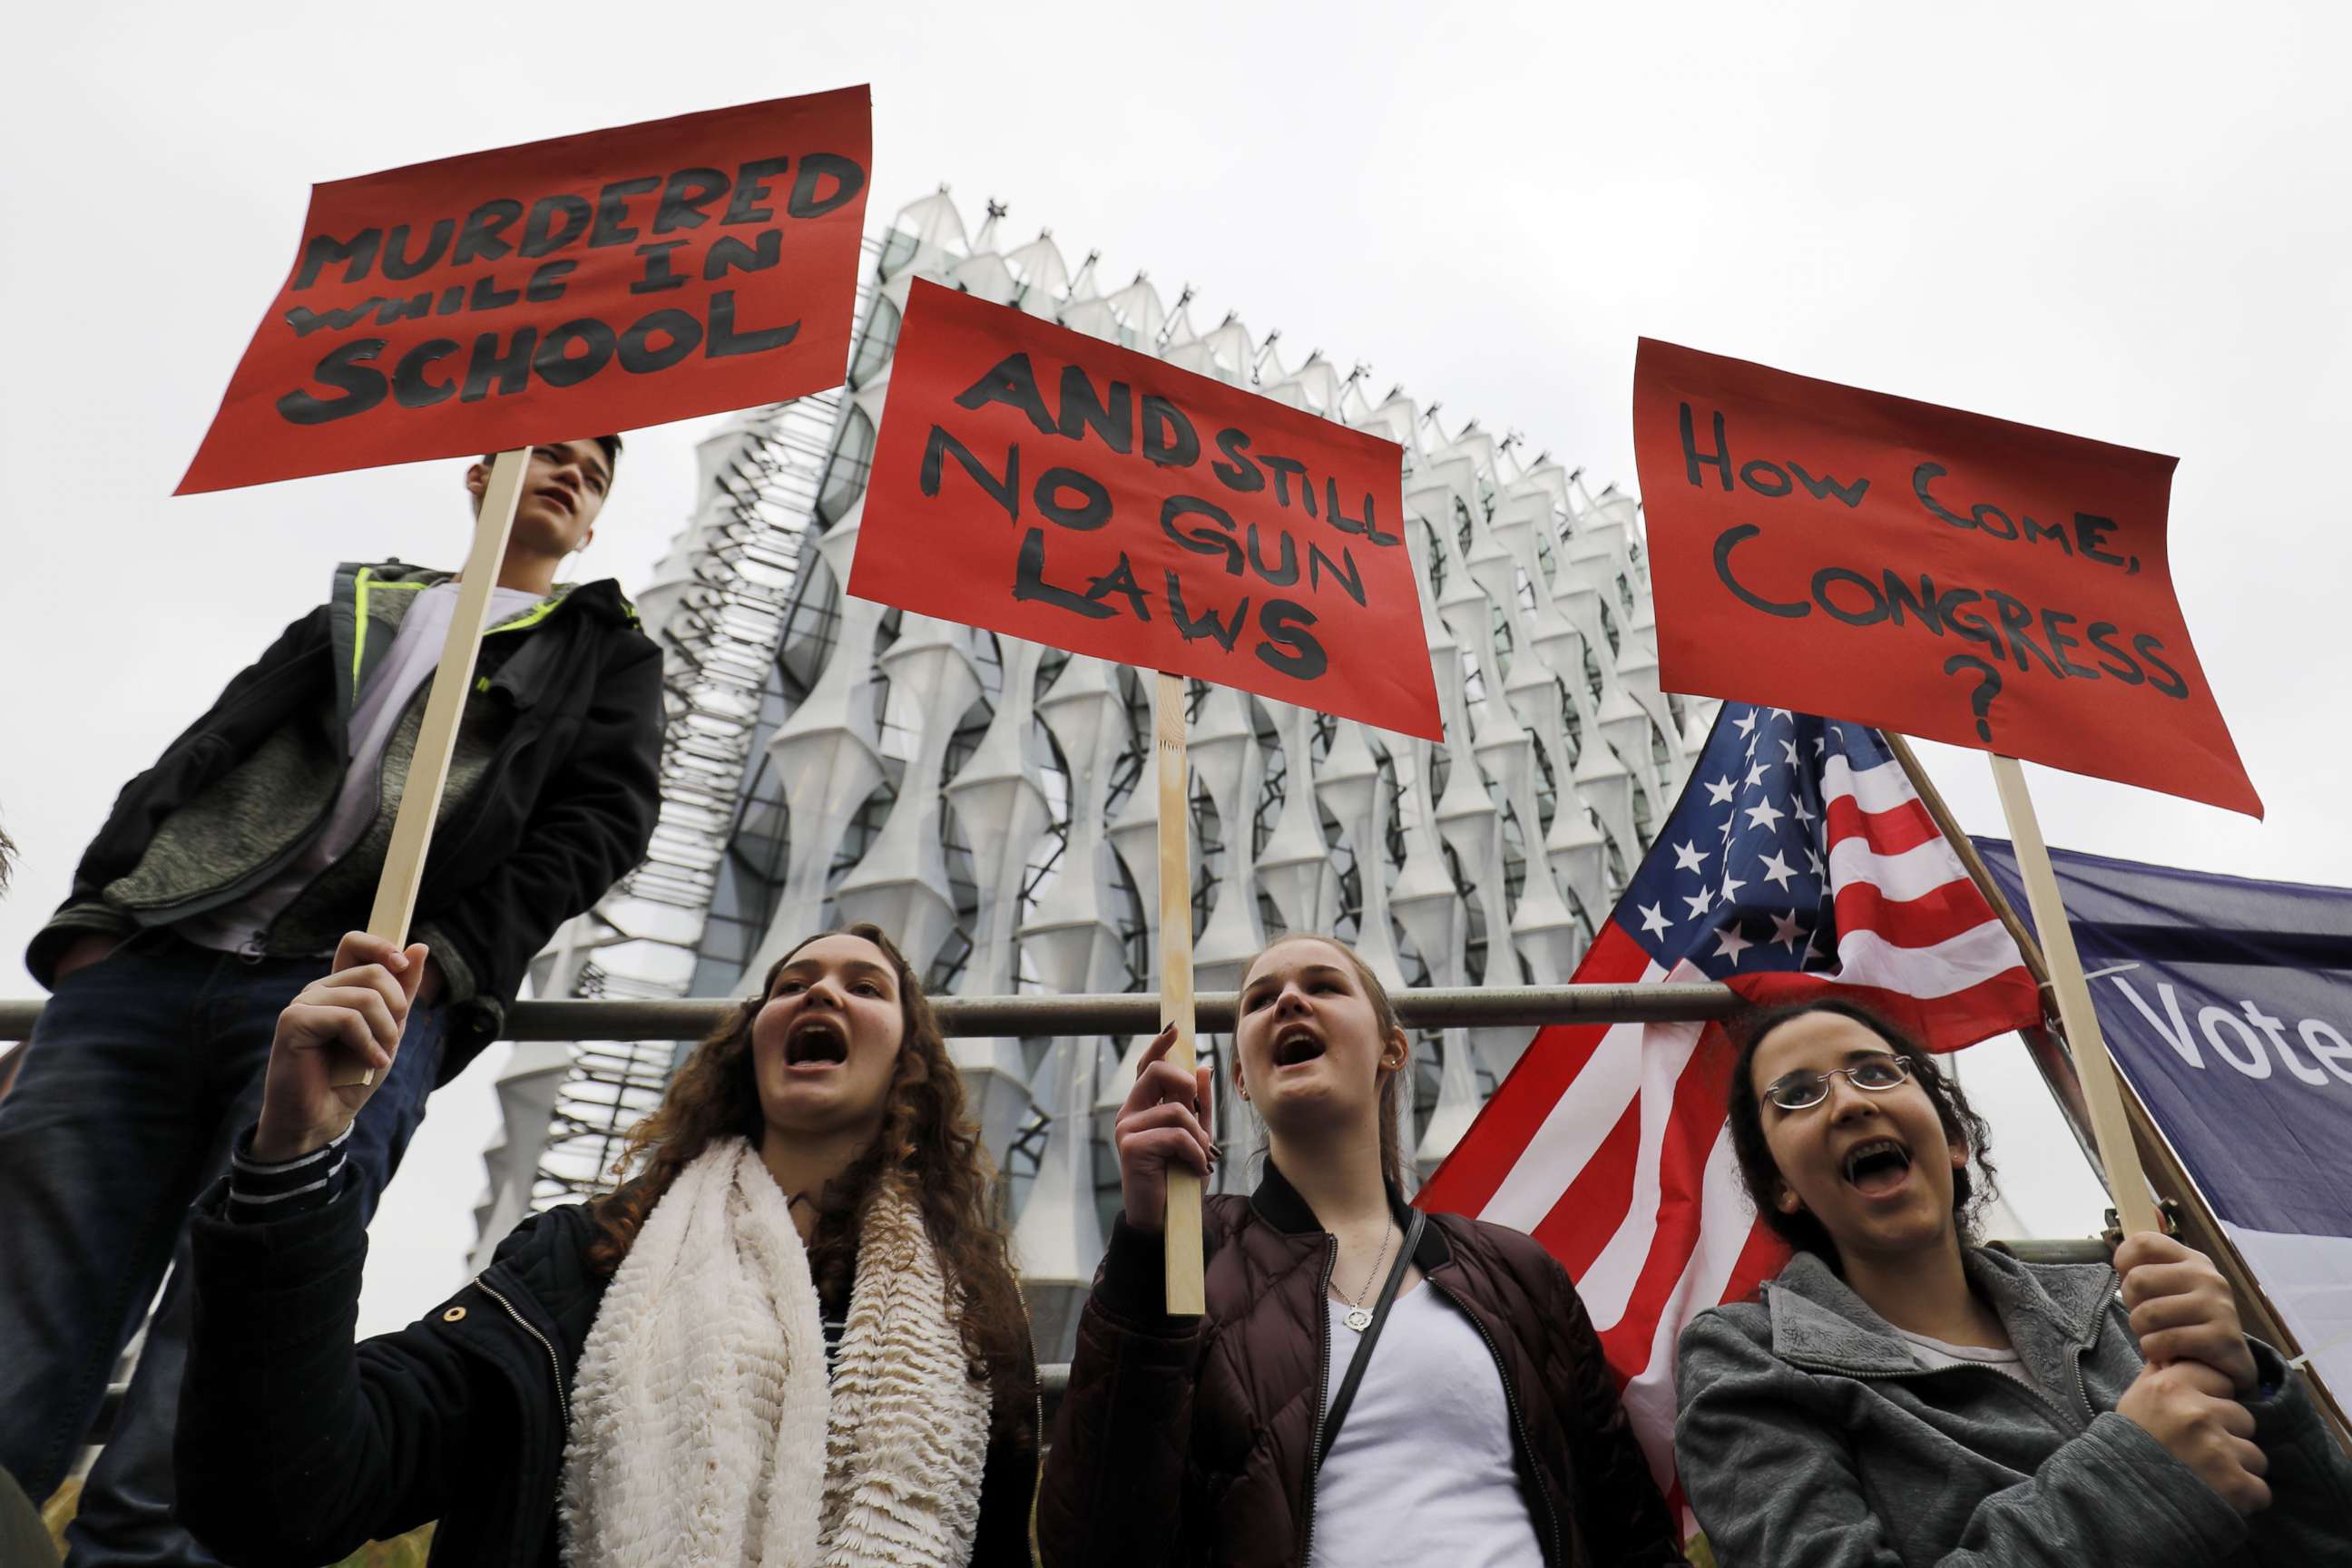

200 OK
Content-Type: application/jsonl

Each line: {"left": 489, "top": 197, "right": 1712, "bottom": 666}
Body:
{"left": 1239, "top": 1086, "right": 1250, "bottom": 1101}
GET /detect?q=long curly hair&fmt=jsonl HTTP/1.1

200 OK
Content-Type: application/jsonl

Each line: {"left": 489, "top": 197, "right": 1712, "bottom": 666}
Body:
{"left": 1725, "top": 997, "right": 2000, "bottom": 1268}
{"left": 584, "top": 924, "right": 1032, "bottom": 1439}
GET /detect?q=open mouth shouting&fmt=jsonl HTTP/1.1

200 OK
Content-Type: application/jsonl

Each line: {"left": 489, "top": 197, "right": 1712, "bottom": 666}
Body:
{"left": 1840, "top": 1137, "right": 1915, "bottom": 1198}
{"left": 1272, "top": 1024, "right": 1327, "bottom": 1069}
{"left": 784, "top": 1015, "right": 850, "bottom": 1071}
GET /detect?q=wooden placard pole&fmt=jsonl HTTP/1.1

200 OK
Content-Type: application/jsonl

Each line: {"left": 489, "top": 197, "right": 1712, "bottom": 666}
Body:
{"left": 1882, "top": 734, "right": 2101, "bottom": 1172}
{"left": 331, "top": 446, "right": 531, "bottom": 1089}
{"left": 1155, "top": 670, "right": 1207, "bottom": 1316}
{"left": 1983, "top": 753, "right": 2163, "bottom": 1236}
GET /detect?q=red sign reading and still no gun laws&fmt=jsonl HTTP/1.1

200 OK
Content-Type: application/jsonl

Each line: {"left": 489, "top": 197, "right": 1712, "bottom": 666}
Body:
{"left": 851, "top": 279, "right": 1442, "bottom": 739}
{"left": 179, "top": 86, "right": 871, "bottom": 495}
{"left": 1632, "top": 338, "right": 2259, "bottom": 816}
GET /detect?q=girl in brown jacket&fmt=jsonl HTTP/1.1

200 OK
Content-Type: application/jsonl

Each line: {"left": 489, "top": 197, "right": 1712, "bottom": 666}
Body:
{"left": 1038, "top": 934, "right": 1684, "bottom": 1568}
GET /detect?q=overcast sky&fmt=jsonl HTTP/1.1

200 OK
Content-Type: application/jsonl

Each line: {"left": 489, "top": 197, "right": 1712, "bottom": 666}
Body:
{"left": 4, "top": 2, "right": 2345, "bottom": 1336}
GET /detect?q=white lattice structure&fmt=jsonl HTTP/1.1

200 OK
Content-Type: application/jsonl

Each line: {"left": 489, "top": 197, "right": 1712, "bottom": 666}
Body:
{"left": 484, "top": 190, "right": 1710, "bottom": 1351}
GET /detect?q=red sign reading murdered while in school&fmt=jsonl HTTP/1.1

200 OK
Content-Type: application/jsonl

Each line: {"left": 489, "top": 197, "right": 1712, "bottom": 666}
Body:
{"left": 179, "top": 86, "right": 871, "bottom": 494}
{"left": 851, "top": 279, "right": 1440, "bottom": 739}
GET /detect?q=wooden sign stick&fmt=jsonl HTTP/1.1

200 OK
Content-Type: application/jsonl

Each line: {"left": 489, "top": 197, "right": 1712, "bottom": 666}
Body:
{"left": 1986, "top": 753, "right": 2163, "bottom": 1236}
{"left": 331, "top": 445, "right": 531, "bottom": 1088}
{"left": 1156, "top": 670, "right": 1207, "bottom": 1315}
{"left": 1882, "top": 734, "right": 2100, "bottom": 1163}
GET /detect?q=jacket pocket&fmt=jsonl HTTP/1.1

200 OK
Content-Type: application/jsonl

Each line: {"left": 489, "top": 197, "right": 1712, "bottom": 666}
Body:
{"left": 87, "top": 732, "right": 230, "bottom": 872}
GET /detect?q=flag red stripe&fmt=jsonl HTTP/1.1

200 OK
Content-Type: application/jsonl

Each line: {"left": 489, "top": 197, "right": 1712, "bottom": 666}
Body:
{"left": 1530, "top": 1096, "right": 1641, "bottom": 1279}
{"left": 1831, "top": 878, "right": 2005, "bottom": 952}
{"left": 1726, "top": 967, "right": 2039, "bottom": 1054}
{"left": 1720, "top": 1213, "right": 1790, "bottom": 1307}
{"left": 1594, "top": 1037, "right": 1739, "bottom": 1376}
{"left": 1824, "top": 792, "right": 1939, "bottom": 857}
{"left": 1413, "top": 922, "right": 1651, "bottom": 1218}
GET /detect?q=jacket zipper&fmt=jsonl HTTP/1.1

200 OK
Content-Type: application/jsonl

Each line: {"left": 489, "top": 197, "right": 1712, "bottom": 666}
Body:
{"left": 471, "top": 1273, "right": 570, "bottom": 1429}
{"left": 1298, "top": 1234, "right": 1339, "bottom": 1567}
{"left": 1429, "top": 1280, "right": 1564, "bottom": 1567}
{"left": 139, "top": 790, "right": 341, "bottom": 925}
{"left": 1834, "top": 1359, "right": 2082, "bottom": 1436}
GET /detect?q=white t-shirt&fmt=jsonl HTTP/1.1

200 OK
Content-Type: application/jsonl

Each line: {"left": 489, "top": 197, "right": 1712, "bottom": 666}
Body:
{"left": 1308, "top": 1287, "right": 1544, "bottom": 1568}
{"left": 1896, "top": 1327, "right": 2048, "bottom": 1396}
{"left": 180, "top": 583, "right": 544, "bottom": 955}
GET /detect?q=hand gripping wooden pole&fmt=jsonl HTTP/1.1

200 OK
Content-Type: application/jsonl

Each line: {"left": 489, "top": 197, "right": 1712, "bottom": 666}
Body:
{"left": 1985, "top": 753, "right": 2163, "bottom": 1236}
{"left": 1156, "top": 671, "right": 1207, "bottom": 1315}
{"left": 1890, "top": 737, "right": 2349, "bottom": 1446}
{"left": 331, "top": 446, "right": 531, "bottom": 1089}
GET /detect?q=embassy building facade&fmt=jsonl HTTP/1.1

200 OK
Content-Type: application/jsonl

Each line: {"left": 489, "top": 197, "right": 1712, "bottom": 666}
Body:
{"left": 479, "top": 188, "right": 1710, "bottom": 1357}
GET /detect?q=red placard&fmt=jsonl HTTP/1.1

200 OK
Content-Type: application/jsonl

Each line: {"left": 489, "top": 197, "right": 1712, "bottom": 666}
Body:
{"left": 851, "top": 279, "right": 1440, "bottom": 739}
{"left": 1632, "top": 338, "right": 2259, "bottom": 817}
{"left": 179, "top": 86, "right": 871, "bottom": 494}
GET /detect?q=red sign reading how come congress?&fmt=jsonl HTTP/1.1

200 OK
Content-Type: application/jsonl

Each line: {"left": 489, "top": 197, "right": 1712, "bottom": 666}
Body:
{"left": 1632, "top": 338, "right": 2259, "bottom": 816}
{"left": 852, "top": 279, "right": 1440, "bottom": 739}
{"left": 179, "top": 86, "right": 871, "bottom": 494}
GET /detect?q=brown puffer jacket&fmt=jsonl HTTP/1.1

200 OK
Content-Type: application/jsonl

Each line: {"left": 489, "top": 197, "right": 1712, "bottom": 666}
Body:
{"left": 1038, "top": 1161, "right": 1683, "bottom": 1567}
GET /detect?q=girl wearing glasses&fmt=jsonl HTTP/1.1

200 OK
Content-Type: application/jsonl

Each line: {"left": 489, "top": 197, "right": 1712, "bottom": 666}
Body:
{"left": 1038, "top": 934, "right": 1684, "bottom": 1568}
{"left": 1675, "top": 998, "right": 2352, "bottom": 1566}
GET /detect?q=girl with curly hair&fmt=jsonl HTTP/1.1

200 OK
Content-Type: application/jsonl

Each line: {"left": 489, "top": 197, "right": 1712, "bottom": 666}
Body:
{"left": 1675, "top": 998, "right": 2352, "bottom": 1566}
{"left": 173, "top": 925, "right": 1036, "bottom": 1568}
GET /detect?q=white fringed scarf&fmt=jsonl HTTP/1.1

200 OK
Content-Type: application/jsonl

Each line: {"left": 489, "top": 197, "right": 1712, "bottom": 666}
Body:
{"left": 560, "top": 1139, "right": 991, "bottom": 1568}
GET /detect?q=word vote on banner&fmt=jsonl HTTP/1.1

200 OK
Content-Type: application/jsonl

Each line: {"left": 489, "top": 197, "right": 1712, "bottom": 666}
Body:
{"left": 1973, "top": 837, "right": 2352, "bottom": 1398}
{"left": 1631, "top": 338, "right": 2259, "bottom": 816}
{"left": 852, "top": 279, "right": 1441, "bottom": 738}
{"left": 180, "top": 85, "right": 871, "bottom": 494}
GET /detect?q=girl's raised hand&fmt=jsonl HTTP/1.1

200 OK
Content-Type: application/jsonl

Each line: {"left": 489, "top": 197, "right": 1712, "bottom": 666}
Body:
{"left": 1112, "top": 1024, "right": 1216, "bottom": 1232}
{"left": 252, "top": 932, "right": 428, "bottom": 1162}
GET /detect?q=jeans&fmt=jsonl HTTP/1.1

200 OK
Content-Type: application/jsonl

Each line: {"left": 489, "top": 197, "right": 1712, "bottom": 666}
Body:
{"left": 0, "top": 929, "right": 446, "bottom": 1565}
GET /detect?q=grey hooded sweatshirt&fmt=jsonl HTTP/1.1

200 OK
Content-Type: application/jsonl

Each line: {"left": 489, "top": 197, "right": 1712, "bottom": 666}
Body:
{"left": 1675, "top": 1247, "right": 2352, "bottom": 1566}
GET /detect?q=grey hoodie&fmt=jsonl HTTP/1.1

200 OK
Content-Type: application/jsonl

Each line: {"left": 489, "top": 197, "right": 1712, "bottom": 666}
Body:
{"left": 1675, "top": 1248, "right": 2352, "bottom": 1566}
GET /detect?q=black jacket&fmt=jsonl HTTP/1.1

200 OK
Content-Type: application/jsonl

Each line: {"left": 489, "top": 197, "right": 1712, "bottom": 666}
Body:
{"left": 27, "top": 562, "right": 662, "bottom": 1077}
{"left": 1038, "top": 1162, "right": 1682, "bottom": 1568}
{"left": 176, "top": 1177, "right": 1042, "bottom": 1567}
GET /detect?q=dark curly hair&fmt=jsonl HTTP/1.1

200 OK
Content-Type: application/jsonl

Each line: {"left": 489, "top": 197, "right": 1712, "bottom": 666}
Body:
{"left": 584, "top": 924, "right": 1032, "bottom": 1440}
{"left": 1240, "top": 933, "right": 1408, "bottom": 1194}
{"left": 1725, "top": 998, "right": 1999, "bottom": 1268}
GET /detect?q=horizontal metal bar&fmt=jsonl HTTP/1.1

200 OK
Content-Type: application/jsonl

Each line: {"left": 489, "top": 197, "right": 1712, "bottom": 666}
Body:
{"left": 0, "top": 982, "right": 1742, "bottom": 1044}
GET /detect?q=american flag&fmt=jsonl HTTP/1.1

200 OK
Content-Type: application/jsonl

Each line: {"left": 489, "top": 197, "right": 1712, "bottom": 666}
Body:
{"left": 1416, "top": 703, "right": 2040, "bottom": 1514}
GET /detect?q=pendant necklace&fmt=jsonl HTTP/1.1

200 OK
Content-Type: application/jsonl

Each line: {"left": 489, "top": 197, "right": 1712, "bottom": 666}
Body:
{"left": 1340, "top": 1220, "right": 1396, "bottom": 1333}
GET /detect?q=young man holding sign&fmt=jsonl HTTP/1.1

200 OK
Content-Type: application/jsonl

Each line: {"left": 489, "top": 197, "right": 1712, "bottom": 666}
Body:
{"left": 0, "top": 438, "right": 663, "bottom": 1561}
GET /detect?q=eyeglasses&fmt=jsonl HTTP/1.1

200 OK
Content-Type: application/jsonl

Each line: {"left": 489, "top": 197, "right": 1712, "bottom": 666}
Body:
{"left": 1762, "top": 1054, "right": 1914, "bottom": 1111}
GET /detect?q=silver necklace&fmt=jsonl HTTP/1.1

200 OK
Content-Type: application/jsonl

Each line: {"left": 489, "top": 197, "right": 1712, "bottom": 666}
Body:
{"left": 1340, "top": 1220, "right": 1396, "bottom": 1332}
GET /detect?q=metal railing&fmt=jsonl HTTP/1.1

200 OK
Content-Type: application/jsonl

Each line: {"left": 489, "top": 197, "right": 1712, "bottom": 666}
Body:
{"left": 0, "top": 981, "right": 1746, "bottom": 1045}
